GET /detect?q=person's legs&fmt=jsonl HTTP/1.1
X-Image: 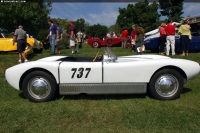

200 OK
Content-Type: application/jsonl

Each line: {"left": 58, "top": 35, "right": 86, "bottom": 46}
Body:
{"left": 51, "top": 34, "right": 56, "bottom": 54}
{"left": 70, "top": 39, "right": 76, "bottom": 53}
{"left": 165, "top": 36, "right": 170, "bottom": 56}
{"left": 170, "top": 36, "right": 175, "bottom": 56}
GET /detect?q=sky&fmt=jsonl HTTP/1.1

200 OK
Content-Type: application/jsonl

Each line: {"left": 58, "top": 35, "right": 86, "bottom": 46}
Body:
{"left": 50, "top": 2, "right": 200, "bottom": 27}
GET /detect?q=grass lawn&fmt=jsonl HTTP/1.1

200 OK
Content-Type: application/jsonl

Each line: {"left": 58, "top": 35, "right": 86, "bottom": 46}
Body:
{"left": 0, "top": 44, "right": 200, "bottom": 133}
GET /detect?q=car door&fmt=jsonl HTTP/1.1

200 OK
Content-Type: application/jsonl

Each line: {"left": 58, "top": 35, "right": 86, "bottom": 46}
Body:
{"left": 59, "top": 62, "right": 103, "bottom": 83}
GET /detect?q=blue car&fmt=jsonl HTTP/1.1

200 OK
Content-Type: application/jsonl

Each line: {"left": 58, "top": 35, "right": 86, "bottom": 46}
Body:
{"left": 144, "top": 28, "right": 200, "bottom": 53}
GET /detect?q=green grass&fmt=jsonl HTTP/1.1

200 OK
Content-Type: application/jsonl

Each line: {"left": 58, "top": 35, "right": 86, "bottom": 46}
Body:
{"left": 1, "top": 44, "right": 200, "bottom": 133}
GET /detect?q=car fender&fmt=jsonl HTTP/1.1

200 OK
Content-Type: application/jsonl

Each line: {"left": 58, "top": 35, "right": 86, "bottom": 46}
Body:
{"left": 5, "top": 61, "right": 61, "bottom": 90}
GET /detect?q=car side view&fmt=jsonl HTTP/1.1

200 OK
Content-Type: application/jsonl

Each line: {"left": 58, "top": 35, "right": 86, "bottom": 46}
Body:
{"left": 5, "top": 47, "right": 200, "bottom": 102}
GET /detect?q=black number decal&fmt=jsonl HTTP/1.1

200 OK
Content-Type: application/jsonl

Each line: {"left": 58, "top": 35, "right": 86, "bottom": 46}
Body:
{"left": 71, "top": 68, "right": 91, "bottom": 79}
{"left": 85, "top": 68, "right": 91, "bottom": 78}
{"left": 71, "top": 68, "right": 77, "bottom": 78}
{"left": 77, "top": 67, "right": 84, "bottom": 78}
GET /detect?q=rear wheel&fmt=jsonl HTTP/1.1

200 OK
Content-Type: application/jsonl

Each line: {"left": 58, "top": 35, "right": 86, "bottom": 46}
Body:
{"left": 149, "top": 69, "right": 183, "bottom": 100}
{"left": 106, "top": 38, "right": 113, "bottom": 47}
{"left": 22, "top": 71, "right": 57, "bottom": 102}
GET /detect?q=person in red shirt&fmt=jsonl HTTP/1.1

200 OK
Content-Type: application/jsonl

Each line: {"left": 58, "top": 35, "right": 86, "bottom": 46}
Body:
{"left": 121, "top": 29, "right": 129, "bottom": 48}
{"left": 159, "top": 23, "right": 166, "bottom": 55}
{"left": 165, "top": 19, "right": 176, "bottom": 56}
{"left": 131, "top": 25, "right": 137, "bottom": 52}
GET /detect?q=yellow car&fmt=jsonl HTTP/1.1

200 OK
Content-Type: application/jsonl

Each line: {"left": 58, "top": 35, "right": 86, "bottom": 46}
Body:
{"left": 0, "top": 33, "right": 43, "bottom": 55}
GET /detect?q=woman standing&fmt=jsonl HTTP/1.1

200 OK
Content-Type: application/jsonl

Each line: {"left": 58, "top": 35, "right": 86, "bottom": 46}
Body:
{"left": 135, "top": 27, "right": 145, "bottom": 55}
{"left": 178, "top": 18, "right": 192, "bottom": 56}
{"left": 159, "top": 23, "right": 166, "bottom": 55}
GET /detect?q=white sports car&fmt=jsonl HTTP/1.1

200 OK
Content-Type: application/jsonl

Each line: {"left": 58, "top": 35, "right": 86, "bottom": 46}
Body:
{"left": 5, "top": 47, "right": 200, "bottom": 102}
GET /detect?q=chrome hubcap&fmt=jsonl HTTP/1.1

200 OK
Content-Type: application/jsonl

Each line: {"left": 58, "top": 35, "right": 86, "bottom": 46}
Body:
{"left": 155, "top": 74, "right": 179, "bottom": 97}
{"left": 93, "top": 42, "right": 98, "bottom": 47}
{"left": 28, "top": 77, "right": 51, "bottom": 99}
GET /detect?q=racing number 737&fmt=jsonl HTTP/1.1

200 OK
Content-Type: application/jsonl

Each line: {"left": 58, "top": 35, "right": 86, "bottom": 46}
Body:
{"left": 71, "top": 68, "right": 91, "bottom": 78}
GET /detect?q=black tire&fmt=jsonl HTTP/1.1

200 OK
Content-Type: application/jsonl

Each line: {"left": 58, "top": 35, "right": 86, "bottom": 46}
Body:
{"left": 22, "top": 71, "right": 58, "bottom": 102}
{"left": 149, "top": 69, "right": 183, "bottom": 100}
{"left": 33, "top": 48, "right": 43, "bottom": 53}
{"left": 106, "top": 38, "right": 113, "bottom": 47}
{"left": 92, "top": 41, "right": 100, "bottom": 48}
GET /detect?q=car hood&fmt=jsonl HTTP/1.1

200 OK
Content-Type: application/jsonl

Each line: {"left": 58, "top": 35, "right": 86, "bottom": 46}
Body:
{"left": 117, "top": 55, "right": 171, "bottom": 61}
{"left": 37, "top": 56, "right": 67, "bottom": 61}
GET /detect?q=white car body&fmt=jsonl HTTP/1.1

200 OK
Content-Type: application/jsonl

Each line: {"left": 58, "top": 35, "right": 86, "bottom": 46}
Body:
{"left": 5, "top": 47, "right": 200, "bottom": 102}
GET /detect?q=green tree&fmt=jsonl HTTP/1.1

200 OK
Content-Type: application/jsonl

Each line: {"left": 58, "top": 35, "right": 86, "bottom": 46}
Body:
{"left": 0, "top": 1, "right": 51, "bottom": 40}
{"left": 159, "top": 0, "right": 184, "bottom": 22}
{"left": 86, "top": 24, "right": 108, "bottom": 39}
{"left": 116, "top": 0, "right": 160, "bottom": 33}
{"left": 75, "top": 18, "right": 86, "bottom": 32}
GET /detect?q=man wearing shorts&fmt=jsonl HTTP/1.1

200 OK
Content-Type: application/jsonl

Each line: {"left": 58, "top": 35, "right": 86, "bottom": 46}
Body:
{"left": 14, "top": 25, "right": 28, "bottom": 63}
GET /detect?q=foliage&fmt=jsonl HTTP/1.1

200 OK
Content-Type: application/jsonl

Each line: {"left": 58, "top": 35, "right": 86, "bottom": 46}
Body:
{"left": 116, "top": 0, "right": 160, "bottom": 33}
{"left": 159, "top": 0, "right": 184, "bottom": 22}
{"left": 109, "top": 24, "right": 121, "bottom": 37}
{"left": 85, "top": 24, "right": 108, "bottom": 39}
{"left": 51, "top": 18, "right": 70, "bottom": 31}
{"left": 0, "top": 1, "right": 51, "bottom": 39}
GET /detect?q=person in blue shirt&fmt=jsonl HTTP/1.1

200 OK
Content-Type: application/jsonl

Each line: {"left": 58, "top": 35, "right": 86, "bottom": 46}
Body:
{"left": 46, "top": 19, "right": 58, "bottom": 55}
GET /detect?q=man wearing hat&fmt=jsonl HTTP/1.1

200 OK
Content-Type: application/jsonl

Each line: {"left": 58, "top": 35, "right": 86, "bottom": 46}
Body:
{"left": 178, "top": 18, "right": 192, "bottom": 56}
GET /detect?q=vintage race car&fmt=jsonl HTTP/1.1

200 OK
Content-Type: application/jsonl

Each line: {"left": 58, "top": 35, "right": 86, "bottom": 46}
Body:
{"left": 5, "top": 47, "right": 200, "bottom": 102}
{"left": 0, "top": 32, "right": 43, "bottom": 54}
{"left": 87, "top": 37, "right": 131, "bottom": 48}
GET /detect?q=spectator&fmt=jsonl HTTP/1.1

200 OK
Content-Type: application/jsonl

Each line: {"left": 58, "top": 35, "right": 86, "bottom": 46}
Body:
{"left": 121, "top": 29, "right": 129, "bottom": 48}
{"left": 106, "top": 32, "right": 111, "bottom": 38}
{"left": 55, "top": 23, "right": 63, "bottom": 54}
{"left": 159, "top": 23, "right": 166, "bottom": 55}
{"left": 46, "top": 19, "right": 58, "bottom": 55}
{"left": 131, "top": 24, "right": 137, "bottom": 52}
{"left": 165, "top": 19, "right": 176, "bottom": 56}
{"left": 69, "top": 20, "right": 76, "bottom": 54}
{"left": 14, "top": 25, "right": 28, "bottom": 63}
{"left": 178, "top": 18, "right": 192, "bottom": 56}
{"left": 135, "top": 27, "right": 145, "bottom": 55}
{"left": 112, "top": 32, "right": 117, "bottom": 38}
{"left": 76, "top": 30, "right": 83, "bottom": 49}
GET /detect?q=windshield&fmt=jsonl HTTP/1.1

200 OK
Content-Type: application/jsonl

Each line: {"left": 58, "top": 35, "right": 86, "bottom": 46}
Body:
{"left": 104, "top": 47, "right": 117, "bottom": 62}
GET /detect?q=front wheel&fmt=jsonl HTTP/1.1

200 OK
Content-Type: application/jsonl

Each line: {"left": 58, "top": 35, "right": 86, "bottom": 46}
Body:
{"left": 22, "top": 71, "right": 58, "bottom": 102}
{"left": 92, "top": 41, "right": 100, "bottom": 48}
{"left": 149, "top": 69, "right": 184, "bottom": 100}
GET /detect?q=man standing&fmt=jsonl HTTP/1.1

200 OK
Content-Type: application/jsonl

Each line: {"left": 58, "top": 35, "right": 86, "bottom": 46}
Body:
{"left": 46, "top": 19, "right": 58, "bottom": 55}
{"left": 165, "top": 19, "right": 176, "bottom": 56}
{"left": 121, "top": 29, "right": 129, "bottom": 48}
{"left": 14, "top": 25, "right": 28, "bottom": 63}
{"left": 76, "top": 30, "right": 83, "bottom": 49}
{"left": 69, "top": 20, "right": 76, "bottom": 54}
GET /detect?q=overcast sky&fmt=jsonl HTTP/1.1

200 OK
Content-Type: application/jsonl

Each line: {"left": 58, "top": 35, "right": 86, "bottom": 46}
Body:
{"left": 50, "top": 2, "right": 200, "bottom": 26}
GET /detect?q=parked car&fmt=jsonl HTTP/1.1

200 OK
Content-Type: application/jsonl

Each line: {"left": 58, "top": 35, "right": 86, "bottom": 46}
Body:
{"left": 87, "top": 37, "right": 131, "bottom": 48}
{"left": 144, "top": 23, "right": 200, "bottom": 52}
{"left": 0, "top": 32, "right": 43, "bottom": 54}
{"left": 5, "top": 47, "right": 200, "bottom": 102}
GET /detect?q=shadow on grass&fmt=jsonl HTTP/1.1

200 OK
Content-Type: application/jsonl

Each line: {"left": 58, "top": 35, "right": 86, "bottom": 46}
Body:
{"left": 18, "top": 87, "right": 192, "bottom": 102}
{"left": 62, "top": 94, "right": 147, "bottom": 100}
{"left": 182, "top": 87, "right": 192, "bottom": 94}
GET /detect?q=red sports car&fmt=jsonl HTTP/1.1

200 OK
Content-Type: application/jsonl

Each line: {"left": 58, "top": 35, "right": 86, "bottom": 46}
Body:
{"left": 87, "top": 37, "right": 131, "bottom": 48}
